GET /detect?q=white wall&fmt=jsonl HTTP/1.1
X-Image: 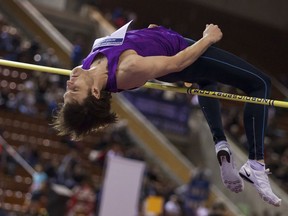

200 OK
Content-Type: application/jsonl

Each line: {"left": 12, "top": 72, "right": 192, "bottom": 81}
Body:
{"left": 98, "top": 156, "right": 146, "bottom": 216}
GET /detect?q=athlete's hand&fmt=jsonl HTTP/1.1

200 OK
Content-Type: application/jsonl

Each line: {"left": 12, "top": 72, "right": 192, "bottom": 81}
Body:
{"left": 148, "top": 24, "right": 159, "bottom": 28}
{"left": 203, "top": 24, "right": 223, "bottom": 44}
{"left": 184, "top": 82, "right": 193, "bottom": 88}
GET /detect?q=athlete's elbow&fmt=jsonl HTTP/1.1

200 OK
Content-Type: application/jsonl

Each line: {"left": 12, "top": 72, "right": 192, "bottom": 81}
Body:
{"left": 173, "top": 61, "right": 191, "bottom": 72}
{"left": 166, "top": 59, "right": 184, "bottom": 72}
{"left": 171, "top": 56, "right": 194, "bottom": 72}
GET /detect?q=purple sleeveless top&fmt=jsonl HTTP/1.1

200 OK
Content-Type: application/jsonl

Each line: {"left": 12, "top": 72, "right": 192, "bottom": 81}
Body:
{"left": 82, "top": 26, "right": 189, "bottom": 92}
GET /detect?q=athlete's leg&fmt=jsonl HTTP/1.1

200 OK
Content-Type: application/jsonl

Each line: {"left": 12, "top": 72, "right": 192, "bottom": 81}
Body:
{"left": 196, "top": 47, "right": 271, "bottom": 161}
{"left": 184, "top": 40, "right": 280, "bottom": 205}
{"left": 197, "top": 80, "right": 244, "bottom": 193}
{"left": 158, "top": 39, "right": 280, "bottom": 205}
{"left": 168, "top": 38, "right": 270, "bottom": 160}
{"left": 197, "top": 81, "right": 226, "bottom": 144}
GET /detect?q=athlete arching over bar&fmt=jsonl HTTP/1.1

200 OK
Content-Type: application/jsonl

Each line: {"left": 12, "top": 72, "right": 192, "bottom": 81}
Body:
{"left": 53, "top": 21, "right": 281, "bottom": 206}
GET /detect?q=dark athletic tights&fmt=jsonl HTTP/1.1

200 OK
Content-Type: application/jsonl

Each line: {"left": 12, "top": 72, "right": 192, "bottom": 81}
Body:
{"left": 157, "top": 39, "right": 271, "bottom": 160}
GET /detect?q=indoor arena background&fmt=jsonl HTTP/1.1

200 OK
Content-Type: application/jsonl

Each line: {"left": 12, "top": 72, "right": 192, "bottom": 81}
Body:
{"left": 0, "top": 0, "right": 287, "bottom": 215}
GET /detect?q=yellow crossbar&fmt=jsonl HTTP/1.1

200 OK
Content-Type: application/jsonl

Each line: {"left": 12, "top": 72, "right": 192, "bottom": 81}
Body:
{"left": 1, "top": 59, "right": 288, "bottom": 108}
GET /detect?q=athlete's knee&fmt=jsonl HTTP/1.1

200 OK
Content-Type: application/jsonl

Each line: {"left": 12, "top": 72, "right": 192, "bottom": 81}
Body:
{"left": 249, "top": 74, "right": 271, "bottom": 97}
{"left": 262, "top": 73, "right": 271, "bottom": 89}
{"left": 260, "top": 74, "right": 271, "bottom": 95}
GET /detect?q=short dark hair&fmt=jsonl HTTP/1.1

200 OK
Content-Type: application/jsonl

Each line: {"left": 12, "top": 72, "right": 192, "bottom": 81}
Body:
{"left": 52, "top": 90, "right": 117, "bottom": 140}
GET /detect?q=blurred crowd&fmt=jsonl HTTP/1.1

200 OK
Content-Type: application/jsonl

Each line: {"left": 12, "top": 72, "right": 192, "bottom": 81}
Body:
{"left": 0, "top": 5, "right": 287, "bottom": 216}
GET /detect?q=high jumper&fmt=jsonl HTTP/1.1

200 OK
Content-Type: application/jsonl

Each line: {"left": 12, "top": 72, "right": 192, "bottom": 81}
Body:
{"left": 0, "top": 21, "right": 282, "bottom": 206}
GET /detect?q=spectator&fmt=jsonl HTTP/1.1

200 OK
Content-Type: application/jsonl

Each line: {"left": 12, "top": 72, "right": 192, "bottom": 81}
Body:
{"left": 71, "top": 36, "right": 84, "bottom": 68}
{"left": 24, "top": 164, "right": 49, "bottom": 216}
{"left": 44, "top": 155, "right": 60, "bottom": 183}
{"left": 106, "top": 142, "right": 124, "bottom": 159}
{"left": 66, "top": 176, "right": 96, "bottom": 216}
{"left": 164, "top": 194, "right": 182, "bottom": 216}
{"left": 57, "top": 149, "right": 81, "bottom": 188}
{"left": 176, "top": 169, "right": 211, "bottom": 216}
{"left": 31, "top": 164, "right": 48, "bottom": 196}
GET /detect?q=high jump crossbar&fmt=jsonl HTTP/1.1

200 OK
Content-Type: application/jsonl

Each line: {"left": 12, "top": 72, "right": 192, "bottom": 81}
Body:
{"left": 1, "top": 59, "right": 288, "bottom": 109}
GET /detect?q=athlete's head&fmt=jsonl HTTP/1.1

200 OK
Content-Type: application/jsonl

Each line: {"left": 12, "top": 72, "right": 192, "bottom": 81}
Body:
{"left": 53, "top": 66, "right": 117, "bottom": 140}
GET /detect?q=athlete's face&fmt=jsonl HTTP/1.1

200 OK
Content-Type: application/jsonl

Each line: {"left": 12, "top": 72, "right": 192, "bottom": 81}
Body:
{"left": 63, "top": 67, "right": 93, "bottom": 104}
